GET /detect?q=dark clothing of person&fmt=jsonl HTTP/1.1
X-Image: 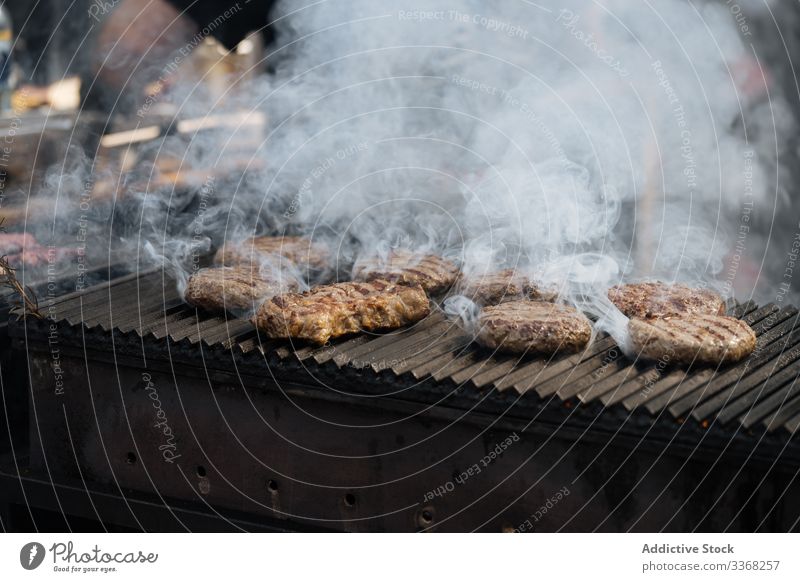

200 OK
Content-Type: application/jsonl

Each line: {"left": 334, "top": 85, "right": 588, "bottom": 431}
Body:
{"left": 165, "top": 0, "right": 279, "bottom": 49}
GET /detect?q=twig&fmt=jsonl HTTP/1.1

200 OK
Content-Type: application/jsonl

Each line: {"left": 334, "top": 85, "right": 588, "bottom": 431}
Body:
{"left": 0, "top": 218, "right": 44, "bottom": 319}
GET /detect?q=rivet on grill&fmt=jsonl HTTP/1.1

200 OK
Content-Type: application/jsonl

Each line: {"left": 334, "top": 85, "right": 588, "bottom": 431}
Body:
{"left": 126, "top": 452, "right": 136, "bottom": 465}
{"left": 344, "top": 493, "right": 356, "bottom": 507}
{"left": 417, "top": 506, "right": 435, "bottom": 527}
{"left": 267, "top": 479, "right": 279, "bottom": 493}
{"left": 196, "top": 465, "right": 207, "bottom": 477}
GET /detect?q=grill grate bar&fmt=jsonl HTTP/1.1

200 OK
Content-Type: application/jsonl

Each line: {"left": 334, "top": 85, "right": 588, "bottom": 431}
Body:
{"left": 110, "top": 288, "right": 182, "bottom": 324}
{"left": 275, "top": 340, "right": 315, "bottom": 360}
{"left": 313, "top": 336, "right": 370, "bottom": 365}
{"left": 149, "top": 307, "right": 201, "bottom": 340}
{"left": 577, "top": 362, "right": 644, "bottom": 404}
{"left": 53, "top": 270, "right": 159, "bottom": 319}
{"left": 600, "top": 365, "right": 666, "bottom": 406}
{"left": 94, "top": 290, "right": 183, "bottom": 330}
{"left": 739, "top": 303, "right": 781, "bottom": 325}
{"left": 493, "top": 358, "right": 545, "bottom": 391}
{"left": 620, "top": 308, "right": 764, "bottom": 411}
{"left": 497, "top": 335, "right": 614, "bottom": 393}
{"left": 335, "top": 322, "right": 451, "bottom": 371}
{"left": 61, "top": 272, "right": 165, "bottom": 323}
{"left": 552, "top": 347, "right": 626, "bottom": 400}
{"left": 290, "top": 345, "right": 317, "bottom": 361}
{"left": 366, "top": 323, "right": 456, "bottom": 373}
{"left": 330, "top": 312, "right": 445, "bottom": 367}
{"left": 624, "top": 368, "right": 687, "bottom": 412}
{"left": 764, "top": 390, "right": 800, "bottom": 432}
{"left": 511, "top": 362, "right": 549, "bottom": 395}
{"left": 608, "top": 302, "right": 777, "bottom": 412}
{"left": 236, "top": 333, "right": 264, "bottom": 354}
{"left": 138, "top": 303, "right": 193, "bottom": 337}
{"left": 410, "top": 345, "right": 474, "bottom": 380}
{"left": 740, "top": 378, "right": 800, "bottom": 430}
{"left": 450, "top": 354, "right": 510, "bottom": 386}
{"left": 392, "top": 332, "right": 471, "bottom": 376}
{"left": 697, "top": 317, "right": 800, "bottom": 423}
{"left": 430, "top": 349, "right": 486, "bottom": 382}
{"left": 67, "top": 286, "right": 142, "bottom": 325}
{"left": 351, "top": 321, "right": 453, "bottom": 369}
{"left": 468, "top": 359, "right": 520, "bottom": 389}
{"left": 783, "top": 411, "right": 800, "bottom": 434}
{"left": 274, "top": 344, "right": 294, "bottom": 360}
{"left": 617, "top": 307, "right": 795, "bottom": 412}
{"left": 668, "top": 316, "right": 800, "bottom": 418}
{"left": 174, "top": 312, "right": 228, "bottom": 344}
{"left": 633, "top": 304, "right": 783, "bottom": 414}
{"left": 182, "top": 316, "right": 226, "bottom": 344}
{"left": 115, "top": 296, "right": 184, "bottom": 333}
{"left": 371, "top": 328, "right": 459, "bottom": 373}
{"left": 247, "top": 330, "right": 282, "bottom": 356}
{"left": 190, "top": 317, "right": 253, "bottom": 346}
{"left": 731, "top": 300, "right": 759, "bottom": 320}
{"left": 295, "top": 344, "right": 333, "bottom": 362}
{"left": 38, "top": 268, "right": 800, "bottom": 442}
{"left": 221, "top": 327, "right": 258, "bottom": 350}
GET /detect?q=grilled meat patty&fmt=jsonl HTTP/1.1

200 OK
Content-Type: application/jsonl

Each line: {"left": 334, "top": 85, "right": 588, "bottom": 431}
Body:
{"left": 461, "top": 269, "right": 558, "bottom": 305}
{"left": 352, "top": 249, "right": 459, "bottom": 294}
{"left": 215, "top": 236, "right": 329, "bottom": 271}
{"left": 254, "top": 279, "right": 431, "bottom": 344}
{"left": 609, "top": 281, "right": 725, "bottom": 319}
{"left": 185, "top": 266, "right": 299, "bottom": 313}
{"left": 476, "top": 301, "right": 592, "bottom": 354}
{"left": 628, "top": 314, "right": 756, "bottom": 365}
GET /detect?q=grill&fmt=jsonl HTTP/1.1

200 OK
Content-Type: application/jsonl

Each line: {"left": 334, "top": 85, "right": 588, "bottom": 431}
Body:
{"left": 5, "top": 269, "right": 800, "bottom": 532}
{"left": 30, "top": 269, "right": 800, "bottom": 435}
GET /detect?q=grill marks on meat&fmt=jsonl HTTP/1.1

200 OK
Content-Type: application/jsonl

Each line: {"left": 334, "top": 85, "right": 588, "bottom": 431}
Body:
{"left": 215, "top": 236, "right": 329, "bottom": 272}
{"left": 477, "top": 301, "right": 591, "bottom": 355}
{"left": 185, "top": 266, "right": 299, "bottom": 313}
{"left": 611, "top": 281, "right": 755, "bottom": 366}
{"left": 629, "top": 314, "right": 756, "bottom": 365}
{"left": 609, "top": 282, "right": 725, "bottom": 319}
{"left": 353, "top": 250, "right": 459, "bottom": 294}
{"left": 254, "top": 280, "right": 431, "bottom": 344}
{"left": 461, "top": 269, "right": 558, "bottom": 305}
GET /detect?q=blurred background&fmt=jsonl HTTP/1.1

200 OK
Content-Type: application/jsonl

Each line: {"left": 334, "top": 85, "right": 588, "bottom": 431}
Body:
{"left": 0, "top": 0, "right": 799, "bottom": 302}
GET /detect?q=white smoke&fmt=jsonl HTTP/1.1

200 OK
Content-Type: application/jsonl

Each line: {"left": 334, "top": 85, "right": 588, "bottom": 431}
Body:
{"left": 23, "top": 0, "right": 793, "bottom": 345}
{"left": 232, "top": 0, "right": 773, "bottom": 285}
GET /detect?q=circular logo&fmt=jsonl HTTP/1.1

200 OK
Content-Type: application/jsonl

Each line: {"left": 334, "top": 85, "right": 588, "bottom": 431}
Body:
{"left": 19, "top": 542, "right": 46, "bottom": 570}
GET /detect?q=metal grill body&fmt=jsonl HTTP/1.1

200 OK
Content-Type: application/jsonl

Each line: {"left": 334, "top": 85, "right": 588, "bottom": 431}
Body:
{"left": 8, "top": 270, "right": 800, "bottom": 531}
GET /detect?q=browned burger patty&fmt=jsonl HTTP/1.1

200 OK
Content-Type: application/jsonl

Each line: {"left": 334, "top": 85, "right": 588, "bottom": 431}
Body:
{"left": 352, "top": 249, "right": 459, "bottom": 294}
{"left": 184, "top": 266, "right": 299, "bottom": 313}
{"left": 609, "top": 281, "right": 725, "bottom": 319}
{"left": 476, "top": 301, "right": 592, "bottom": 355}
{"left": 461, "top": 269, "right": 558, "bottom": 305}
{"left": 215, "top": 236, "right": 329, "bottom": 271}
{"left": 628, "top": 314, "right": 756, "bottom": 365}
{"left": 253, "top": 280, "right": 431, "bottom": 345}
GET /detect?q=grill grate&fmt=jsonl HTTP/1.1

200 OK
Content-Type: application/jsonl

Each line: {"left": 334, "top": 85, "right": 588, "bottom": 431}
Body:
{"left": 22, "top": 271, "right": 800, "bottom": 439}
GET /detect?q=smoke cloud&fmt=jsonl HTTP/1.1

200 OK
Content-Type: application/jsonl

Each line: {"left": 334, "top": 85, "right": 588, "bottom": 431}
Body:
{"left": 14, "top": 0, "right": 794, "bottom": 344}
